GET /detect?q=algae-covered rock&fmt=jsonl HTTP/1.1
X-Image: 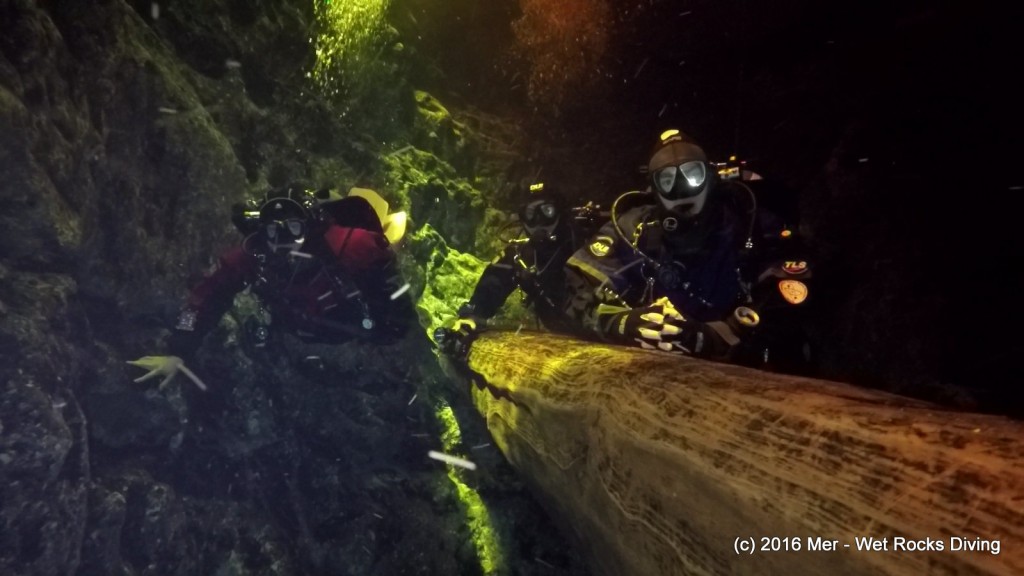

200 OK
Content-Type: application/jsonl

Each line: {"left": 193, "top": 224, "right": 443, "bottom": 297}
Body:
{"left": 0, "top": 76, "right": 83, "bottom": 271}
{"left": 384, "top": 146, "right": 487, "bottom": 252}
{"left": 405, "top": 224, "right": 484, "bottom": 334}
{"left": 0, "top": 375, "right": 87, "bottom": 576}
{"left": 411, "top": 90, "right": 477, "bottom": 174}
{"left": 406, "top": 223, "right": 534, "bottom": 338}
{"left": 79, "top": 472, "right": 298, "bottom": 576}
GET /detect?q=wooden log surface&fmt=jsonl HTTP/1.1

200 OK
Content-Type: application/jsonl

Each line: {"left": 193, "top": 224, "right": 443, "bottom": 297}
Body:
{"left": 463, "top": 330, "right": 1024, "bottom": 576}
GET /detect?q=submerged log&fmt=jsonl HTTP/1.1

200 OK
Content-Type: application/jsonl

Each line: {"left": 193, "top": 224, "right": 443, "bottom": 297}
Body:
{"left": 462, "top": 330, "right": 1024, "bottom": 576}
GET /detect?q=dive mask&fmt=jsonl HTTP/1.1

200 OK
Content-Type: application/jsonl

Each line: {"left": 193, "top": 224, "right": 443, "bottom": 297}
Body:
{"left": 521, "top": 200, "right": 560, "bottom": 242}
{"left": 522, "top": 200, "right": 560, "bottom": 227}
{"left": 265, "top": 218, "right": 305, "bottom": 242}
{"left": 653, "top": 161, "right": 708, "bottom": 199}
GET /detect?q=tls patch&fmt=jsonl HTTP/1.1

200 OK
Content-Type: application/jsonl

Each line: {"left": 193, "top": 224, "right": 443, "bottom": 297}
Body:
{"left": 589, "top": 235, "right": 614, "bottom": 258}
{"left": 782, "top": 260, "right": 809, "bottom": 274}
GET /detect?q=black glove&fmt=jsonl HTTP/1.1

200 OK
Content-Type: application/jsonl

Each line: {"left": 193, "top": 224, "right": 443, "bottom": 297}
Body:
{"left": 434, "top": 317, "right": 482, "bottom": 360}
{"left": 596, "top": 297, "right": 699, "bottom": 354}
{"left": 598, "top": 297, "right": 743, "bottom": 358}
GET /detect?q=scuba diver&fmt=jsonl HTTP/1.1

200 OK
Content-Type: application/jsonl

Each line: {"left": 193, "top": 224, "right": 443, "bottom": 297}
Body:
{"left": 563, "top": 128, "right": 815, "bottom": 372}
{"left": 436, "top": 182, "right": 600, "bottom": 357}
{"left": 127, "top": 183, "right": 414, "bottom": 389}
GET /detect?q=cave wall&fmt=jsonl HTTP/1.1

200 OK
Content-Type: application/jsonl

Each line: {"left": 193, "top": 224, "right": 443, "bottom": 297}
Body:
{"left": 1, "top": 0, "right": 257, "bottom": 568}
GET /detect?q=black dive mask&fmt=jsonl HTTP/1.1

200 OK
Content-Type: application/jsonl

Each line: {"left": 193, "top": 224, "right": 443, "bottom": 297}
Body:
{"left": 653, "top": 161, "right": 708, "bottom": 199}
{"left": 263, "top": 218, "right": 306, "bottom": 253}
{"left": 522, "top": 200, "right": 559, "bottom": 227}
{"left": 521, "top": 199, "right": 561, "bottom": 244}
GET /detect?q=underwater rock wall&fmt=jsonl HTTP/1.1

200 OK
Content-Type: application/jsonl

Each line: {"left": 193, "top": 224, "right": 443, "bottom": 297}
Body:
{"left": 2, "top": 1, "right": 247, "bottom": 571}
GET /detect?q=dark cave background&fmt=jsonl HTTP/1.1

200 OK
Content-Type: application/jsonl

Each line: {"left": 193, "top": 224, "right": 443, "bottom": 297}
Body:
{"left": 1, "top": 1, "right": 1021, "bottom": 575}
{"left": 412, "top": 0, "right": 1023, "bottom": 414}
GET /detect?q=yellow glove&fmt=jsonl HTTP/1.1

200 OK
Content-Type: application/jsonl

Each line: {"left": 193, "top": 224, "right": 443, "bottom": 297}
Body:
{"left": 648, "top": 296, "right": 686, "bottom": 324}
{"left": 433, "top": 317, "right": 481, "bottom": 359}
{"left": 451, "top": 317, "right": 479, "bottom": 336}
{"left": 126, "top": 355, "right": 208, "bottom": 391}
{"left": 596, "top": 296, "right": 684, "bottom": 350}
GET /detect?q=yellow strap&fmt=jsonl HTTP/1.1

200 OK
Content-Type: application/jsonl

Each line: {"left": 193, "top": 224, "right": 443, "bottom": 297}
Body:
{"left": 566, "top": 256, "right": 611, "bottom": 286}
{"left": 595, "top": 303, "right": 630, "bottom": 317}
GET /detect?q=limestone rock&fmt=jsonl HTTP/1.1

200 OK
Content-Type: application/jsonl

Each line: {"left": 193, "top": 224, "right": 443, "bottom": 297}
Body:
{"left": 466, "top": 330, "right": 1024, "bottom": 576}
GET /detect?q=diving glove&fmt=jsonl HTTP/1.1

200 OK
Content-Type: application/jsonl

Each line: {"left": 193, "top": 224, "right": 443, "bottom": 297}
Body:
{"left": 126, "top": 355, "right": 208, "bottom": 391}
{"left": 596, "top": 297, "right": 696, "bottom": 354}
{"left": 433, "top": 317, "right": 482, "bottom": 360}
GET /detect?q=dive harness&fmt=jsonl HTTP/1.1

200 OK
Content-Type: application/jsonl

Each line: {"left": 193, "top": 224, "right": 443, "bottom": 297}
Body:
{"left": 605, "top": 179, "right": 760, "bottom": 305}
